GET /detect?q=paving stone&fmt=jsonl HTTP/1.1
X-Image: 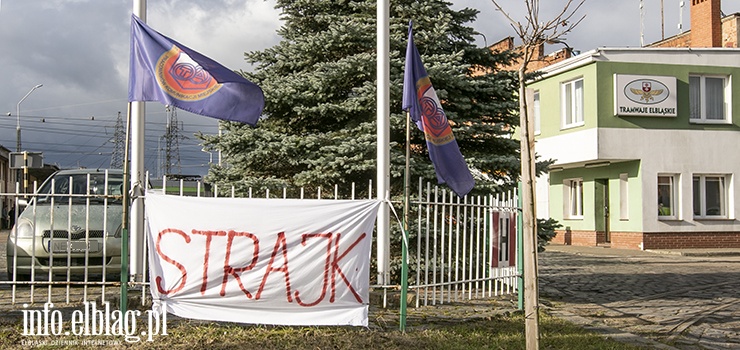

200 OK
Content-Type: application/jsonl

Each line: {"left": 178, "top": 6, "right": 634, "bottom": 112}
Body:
{"left": 540, "top": 244, "right": 740, "bottom": 349}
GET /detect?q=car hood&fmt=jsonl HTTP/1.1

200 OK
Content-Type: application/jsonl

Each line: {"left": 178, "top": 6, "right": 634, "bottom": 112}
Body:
{"left": 20, "top": 202, "right": 124, "bottom": 236}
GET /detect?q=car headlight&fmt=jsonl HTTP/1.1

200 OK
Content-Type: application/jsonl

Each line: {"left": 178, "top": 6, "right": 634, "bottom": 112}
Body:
{"left": 14, "top": 222, "right": 35, "bottom": 238}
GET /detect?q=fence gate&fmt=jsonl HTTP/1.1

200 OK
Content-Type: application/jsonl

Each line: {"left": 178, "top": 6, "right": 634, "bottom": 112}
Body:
{"left": 407, "top": 178, "right": 520, "bottom": 307}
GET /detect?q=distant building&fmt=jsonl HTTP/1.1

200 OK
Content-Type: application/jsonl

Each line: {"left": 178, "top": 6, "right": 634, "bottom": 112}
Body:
{"left": 0, "top": 143, "right": 58, "bottom": 207}
{"left": 0, "top": 145, "right": 15, "bottom": 223}
{"left": 486, "top": 37, "right": 574, "bottom": 73}
{"left": 647, "top": 0, "right": 739, "bottom": 48}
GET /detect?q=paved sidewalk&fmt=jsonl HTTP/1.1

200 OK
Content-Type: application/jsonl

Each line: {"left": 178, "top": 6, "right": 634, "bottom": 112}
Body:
{"left": 539, "top": 244, "right": 740, "bottom": 350}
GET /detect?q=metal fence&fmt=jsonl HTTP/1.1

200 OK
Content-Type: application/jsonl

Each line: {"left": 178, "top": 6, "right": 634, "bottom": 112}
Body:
{"left": 1, "top": 173, "right": 520, "bottom": 308}
{"left": 1, "top": 170, "right": 123, "bottom": 306}
{"left": 407, "top": 178, "right": 519, "bottom": 307}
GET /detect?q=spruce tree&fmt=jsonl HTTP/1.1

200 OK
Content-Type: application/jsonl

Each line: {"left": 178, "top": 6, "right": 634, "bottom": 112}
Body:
{"left": 199, "top": 0, "right": 521, "bottom": 197}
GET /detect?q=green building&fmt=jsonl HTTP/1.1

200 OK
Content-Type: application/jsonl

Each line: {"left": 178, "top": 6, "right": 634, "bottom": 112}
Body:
{"left": 530, "top": 48, "right": 740, "bottom": 249}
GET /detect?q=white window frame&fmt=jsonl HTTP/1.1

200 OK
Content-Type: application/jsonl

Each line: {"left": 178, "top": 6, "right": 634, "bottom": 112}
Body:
{"left": 692, "top": 174, "right": 731, "bottom": 219}
{"left": 533, "top": 90, "right": 541, "bottom": 135}
{"left": 563, "top": 178, "right": 584, "bottom": 219}
{"left": 658, "top": 174, "right": 679, "bottom": 220}
{"left": 689, "top": 74, "right": 731, "bottom": 124}
{"left": 619, "top": 173, "right": 629, "bottom": 220}
{"left": 561, "top": 78, "right": 584, "bottom": 129}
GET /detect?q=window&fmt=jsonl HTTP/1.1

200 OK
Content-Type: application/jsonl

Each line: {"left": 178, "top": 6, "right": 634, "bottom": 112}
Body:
{"left": 561, "top": 78, "right": 584, "bottom": 128}
{"left": 37, "top": 172, "right": 124, "bottom": 204}
{"left": 693, "top": 175, "right": 729, "bottom": 218}
{"left": 564, "top": 178, "right": 583, "bottom": 219}
{"left": 689, "top": 75, "right": 730, "bottom": 123}
{"left": 658, "top": 175, "right": 678, "bottom": 219}
{"left": 533, "top": 90, "right": 541, "bottom": 134}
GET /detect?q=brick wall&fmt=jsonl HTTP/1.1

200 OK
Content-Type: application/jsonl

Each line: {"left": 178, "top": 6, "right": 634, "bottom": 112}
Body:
{"left": 486, "top": 37, "right": 571, "bottom": 73}
{"left": 553, "top": 230, "right": 740, "bottom": 250}
{"left": 552, "top": 229, "right": 599, "bottom": 246}
{"left": 610, "top": 232, "right": 644, "bottom": 250}
{"left": 723, "top": 16, "right": 739, "bottom": 47}
{"left": 690, "top": 0, "right": 722, "bottom": 47}
{"left": 648, "top": 32, "right": 692, "bottom": 48}
{"left": 643, "top": 232, "right": 740, "bottom": 249}
{"left": 647, "top": 9, "right": 738, "bottom": 49}
{"left": 489, "top": 37, "right": 514, "bottom": 53}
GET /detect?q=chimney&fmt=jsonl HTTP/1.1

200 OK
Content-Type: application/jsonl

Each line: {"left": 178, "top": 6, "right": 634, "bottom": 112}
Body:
{"left": 690, "top": 0, "right": 722, "bottom": 47}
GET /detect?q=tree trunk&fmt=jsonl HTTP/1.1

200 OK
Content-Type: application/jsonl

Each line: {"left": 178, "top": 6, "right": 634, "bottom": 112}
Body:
{"left": 518, "top": 55, "right": 540, "bottom": 350}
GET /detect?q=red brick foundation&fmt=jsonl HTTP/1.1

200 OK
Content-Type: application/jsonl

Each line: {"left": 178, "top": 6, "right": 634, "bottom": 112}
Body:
{"left": 642, "top": 232, "right": 740, "bottom": 249}
{"left": 609, "top": 232, "right": 644, "bottom": 250}
{"left": 553, "top": 230, "right": 740, "bottom": 250}
{"left": 552, "top": 229, "right": 601, "bottom": 246}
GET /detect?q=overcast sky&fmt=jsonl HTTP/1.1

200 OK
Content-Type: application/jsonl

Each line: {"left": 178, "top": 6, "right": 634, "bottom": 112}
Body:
{"left": 1, "top": 0, "right": 738, "bottom": 177}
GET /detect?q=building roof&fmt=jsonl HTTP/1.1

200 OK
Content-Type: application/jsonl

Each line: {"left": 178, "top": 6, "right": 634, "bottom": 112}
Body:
{"left": 532, "top": 47, "right": 740, "bottom": 80}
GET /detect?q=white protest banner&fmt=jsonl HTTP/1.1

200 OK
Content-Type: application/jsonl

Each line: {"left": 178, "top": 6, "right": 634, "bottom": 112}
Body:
{"left": 144, "top": 191, "right": 380, "bottom": 326}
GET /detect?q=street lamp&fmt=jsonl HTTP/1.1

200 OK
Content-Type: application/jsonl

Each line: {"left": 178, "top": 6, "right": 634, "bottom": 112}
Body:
{"left": 16, "top": 84, "right": 42, "bottom": 195}
{"left": 16, "top": 84, "right": 43, "bottom": 152}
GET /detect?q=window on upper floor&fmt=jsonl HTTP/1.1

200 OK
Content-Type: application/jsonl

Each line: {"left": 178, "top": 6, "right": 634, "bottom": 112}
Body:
{"left": 689, "top": 75, "right": 731, "bottom": 123}
{"left": 561, "top": 78, "right": 584, "bottom": 128}
{"left": 563, "top": 178, "right": 583, "bottom": 219}
{"left": 693, "top": 174, "right": 730, "bottom": 219}
{"left": 533, "top": 90, "right": 541, "bottom": 134}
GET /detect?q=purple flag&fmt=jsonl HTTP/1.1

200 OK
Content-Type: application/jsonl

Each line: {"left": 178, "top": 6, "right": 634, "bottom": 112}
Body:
{"left": 402, "top": 22, "right": 474, "bottom": 197}
{"left": 128, "top": 15, "right": 264, "bottom": 125}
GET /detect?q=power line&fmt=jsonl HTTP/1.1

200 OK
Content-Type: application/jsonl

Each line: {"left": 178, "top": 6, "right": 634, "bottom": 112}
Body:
{"left": 0, "top": 108, "right": 216, "bottom": 174}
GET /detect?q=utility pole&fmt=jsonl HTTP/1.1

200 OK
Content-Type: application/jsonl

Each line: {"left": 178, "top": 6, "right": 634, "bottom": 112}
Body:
{"left": 162, "top": 105, "right": 183, "bottom": 176}
{"left": 110, "top": 111, "right": 125, "bottom": 169}
{"left": 640, "top": 0, "right": 645, "bottom": 46}
{"left": 661, "top": 0, "right": 665, "bottom": 40}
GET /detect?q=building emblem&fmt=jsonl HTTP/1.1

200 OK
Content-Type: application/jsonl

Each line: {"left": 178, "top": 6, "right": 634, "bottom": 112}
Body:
{"left": 625, "top": 79, "right": 668, "bottom": 104}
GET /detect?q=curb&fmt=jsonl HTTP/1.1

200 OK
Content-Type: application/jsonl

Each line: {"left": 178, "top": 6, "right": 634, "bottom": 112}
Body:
{"left": 645, "top": 249, "right": 740, "bottom": 257}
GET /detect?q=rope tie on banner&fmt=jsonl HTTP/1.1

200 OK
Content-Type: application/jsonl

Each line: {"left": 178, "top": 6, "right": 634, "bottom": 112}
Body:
{"left": 385, "top": 200, "right": 409, "bottom": 253}
{"left": 129, "top": 181, "right": 145, "bottom": 200}
{"left": 384, "top": 198, "right": 411, "bottom": 332}
{"left": 151, "top": 299, "right": 164, "bottom": 316}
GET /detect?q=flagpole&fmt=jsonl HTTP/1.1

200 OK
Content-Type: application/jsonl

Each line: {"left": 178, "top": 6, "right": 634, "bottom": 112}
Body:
{"left": 121, "top": 102, "right": 132, "bottom": 313}
{"left": 130, "top": 0, "right": 147, "bottom": 289}
{"left": 400, "top": 110, "right": 412, "bottom": 332}
{"left": 376, "top": 0, "right": 391, "bottom": 288}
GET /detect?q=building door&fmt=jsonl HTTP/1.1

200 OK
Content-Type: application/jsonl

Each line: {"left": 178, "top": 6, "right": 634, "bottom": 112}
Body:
{"left": 595, "top": 179, "right": 610, "bottom": 243}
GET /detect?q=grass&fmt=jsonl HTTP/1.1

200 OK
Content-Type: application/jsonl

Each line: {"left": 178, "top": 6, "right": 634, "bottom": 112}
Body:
{"left": 0, "top": 310, "right": 650, "bottom": 349}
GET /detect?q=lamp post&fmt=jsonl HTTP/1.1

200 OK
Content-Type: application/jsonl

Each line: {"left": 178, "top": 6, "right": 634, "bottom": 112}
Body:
{"left": 16, "top": 84, "right": 43, "bottom": 194}
{"left": 16, "top": 84, "right": 43, "bottom": 152}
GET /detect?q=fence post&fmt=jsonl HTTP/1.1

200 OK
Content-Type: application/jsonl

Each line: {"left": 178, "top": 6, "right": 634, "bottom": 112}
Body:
{"left": 517, "top": 182, "right": 524, "bottom": 310}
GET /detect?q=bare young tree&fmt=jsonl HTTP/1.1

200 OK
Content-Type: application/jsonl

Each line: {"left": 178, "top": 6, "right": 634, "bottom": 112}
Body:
{"left": 490, "top": 1, "right": 585, "bottom": 349}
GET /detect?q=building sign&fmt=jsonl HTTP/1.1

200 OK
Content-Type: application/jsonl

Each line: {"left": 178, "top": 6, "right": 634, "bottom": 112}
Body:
{"left": 9, "top": 152, "right": 43, "bottom": 169}
{"left": 614, "top": 74, "right": 677, "bottom": 117}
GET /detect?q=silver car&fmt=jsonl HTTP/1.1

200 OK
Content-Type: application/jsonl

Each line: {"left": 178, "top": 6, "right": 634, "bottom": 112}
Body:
{"left": 6, "top": 169, "right": 124, "bottom": 281}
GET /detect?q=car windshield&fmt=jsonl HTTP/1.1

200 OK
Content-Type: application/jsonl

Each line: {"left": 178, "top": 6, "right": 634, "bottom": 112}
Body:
{"left": 36, "top": 173, "right": 123, "bottom": 204}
